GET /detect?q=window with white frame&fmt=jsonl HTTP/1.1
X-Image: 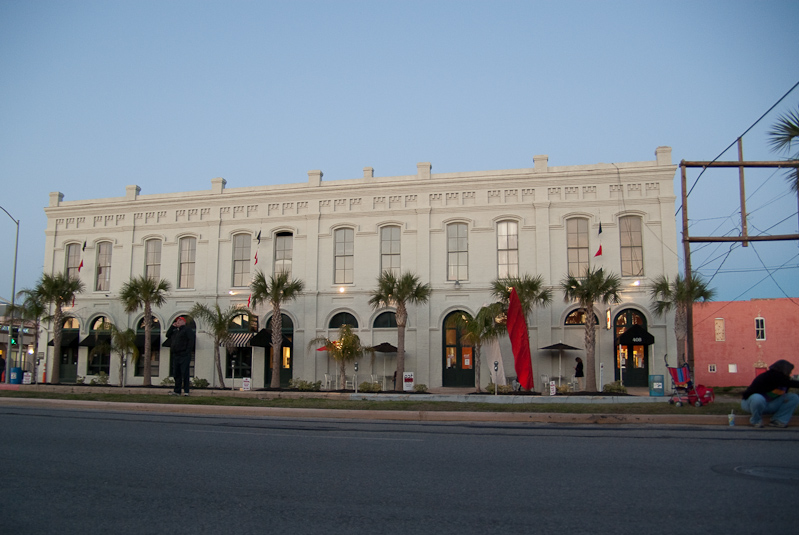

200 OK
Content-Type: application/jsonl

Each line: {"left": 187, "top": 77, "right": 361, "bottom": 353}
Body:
{"left": 334, "top": 228, "right": 354, "bottom": 284}
{"left": 708, "top": 364, "right": 717, "bottom": 373}
{"left": 232, "top": 233, "right": 251, "bottom": 287}
{"left": 566, "top": 218, "right": 589, "bottom": 277}
{"left": 95, "top": 242, "right": 112, "bottom": 291}
{"left": 447, "top": 222, "right": 468, "bottom": 281}
{"left": 274, "top": 232, "right": 293, "bottom": 276}
{"left": 145, "top": 239, "right": 161, "bottom": 280}
{"left": 66, "top": 243, "right": 81, "bottom": 279}
{"left": 755, "top": 317, "right": 766, "bottom": 341}
{"left": 497, "top": 220, "right": 518, "bottom": 278}
{"left": 380, "top": 226, "right": 401, "bottom": 277}
{"left": 178, "top": 237, "right": 196, "bottom": 289}
{"left": 619, "top": 216, "right": 644, "bottom": 277}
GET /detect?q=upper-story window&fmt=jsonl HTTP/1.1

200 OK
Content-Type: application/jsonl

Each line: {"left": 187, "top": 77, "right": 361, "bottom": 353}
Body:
{"left": 334, "top": 228, "right": 354, "bottom": 284}
{"left": 66, "top": 243, "right": 81, "bottom": 280}
{"left": 380, "top": 226, "right": 401, "bottom": 277}
{"left": 232, "top": 233, "right": 251, "bottom": 287}
{"left": 178, "top": 237, "right": 196, "bottom": 289}
{"left": 447, "top": 222, "right": 468, "bottom": 281}
{"left": 274, "top": 232, "right": 293, "bottom": 276}
{"left": 329, "top": 312, "right": 358, "bottom": 329}
{"left": 755, "top": 317, "right": 766, "bottom": 341}
{"left": 497, "top": 220, "right": 519, "bottom": 278}
{"left": 145, "top": 239, "right": 162, "bottom": 280}
{"left": 619, "top": 216, "right": 643, "bottom": 277}
{"left": 95, "top": 242, "right": 112, "bottom": 291}
{"left": 567, "top": 218, "right": 589, "bottom": 277}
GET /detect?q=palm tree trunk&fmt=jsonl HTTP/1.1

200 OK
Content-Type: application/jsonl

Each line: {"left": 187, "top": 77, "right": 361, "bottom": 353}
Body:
{"left": 51, "top": 305, "right": 63, "bottom": 384}
{"left": 583, "top": 303, "right": 597, "bottom": 392}
{"left": 675, "top": 305, "right": 688, "bottom": 367}
{"left": 395, "top": 304, "right": 407, "bottom": 392}
{"left": 270, "top": 302, "right": 282, "bottom": 389}
{"left": 474, "top": 344, "right": 481, "bottom": 392}
{"left": 214, "top": 343, "right": 226, "bottom": 389}
{"left": 339, "top": 359, "right": 346, "bottom": 389}
{"left": 142, "top": 303, "right": 152, "bottom": 386}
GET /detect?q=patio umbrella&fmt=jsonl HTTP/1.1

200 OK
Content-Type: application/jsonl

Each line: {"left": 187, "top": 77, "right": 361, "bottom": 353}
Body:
{"left": 372, "top": 342, "right": 397, "bottom": 389}
{"left": 539, "top": 342, "right": 582, "bottom": 386}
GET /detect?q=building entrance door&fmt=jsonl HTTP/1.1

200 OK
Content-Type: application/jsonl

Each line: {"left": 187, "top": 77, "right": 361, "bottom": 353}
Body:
{"left": 614, "top": 310, "right": 652, "bottom": 387}
{"left": 265, "top": 314, "right": 293, "bottom": 388}
{"left": 442, "top": 311, "right": 475, "bottom": 387}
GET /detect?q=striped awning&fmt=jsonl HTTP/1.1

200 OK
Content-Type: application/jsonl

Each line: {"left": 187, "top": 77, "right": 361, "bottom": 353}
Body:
{"left": 223, "top": 332, "right": 254, "bottom": 348}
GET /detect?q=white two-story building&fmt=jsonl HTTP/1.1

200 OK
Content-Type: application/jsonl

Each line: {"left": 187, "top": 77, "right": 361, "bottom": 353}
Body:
{"left": 40, "top": 147, "right": 678, "bottom": 390}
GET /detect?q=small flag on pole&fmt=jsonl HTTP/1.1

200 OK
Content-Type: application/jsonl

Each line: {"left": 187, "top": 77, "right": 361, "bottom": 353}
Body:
{"left": 254, "top": 251, "right": 258, "bottom": 265}
{"left": 598, "top": 222, "right": 602, "bottom": 234}
{"left": 78, "top": 259, "right": 84, "bottom": 272}
{"left": 594, "top": 245, "right": 602, "bottom": 257}
{"left": 247, "top": 294, "right": 252, "bottom": 308}
{"left": 256, "top": 230, "right": 261, "bottom": 244}
{"left": 82, "top": 240, "right": 87, "bottom": 251}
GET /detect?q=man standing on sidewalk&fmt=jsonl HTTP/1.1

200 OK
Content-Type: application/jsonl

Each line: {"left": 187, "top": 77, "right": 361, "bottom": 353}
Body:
{"left": 741, "top": 359, "right": 799, "bottom": 428}
{"left": 166, "top": 316, "right": 195, "bottom": 396}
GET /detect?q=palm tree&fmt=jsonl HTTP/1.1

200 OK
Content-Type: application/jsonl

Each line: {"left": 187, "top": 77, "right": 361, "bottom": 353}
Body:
{"left": 108, "top": 325, "right": 139, "bottom": 386}
{"left": 456, "top": 303, "right": 506, "bottom": 392}
{"left": 650, "top": 273, "right": 715, "bottom": 370}
{"left": 32, "top": 272, "right": 85, "bottom": 384}
{"left": 491, "top": 274, "right": 553, "bottom": 321}
{"left": 768, "top": 107, "right": 799, "bottom": 192}
{"left": 119, "top": 275, "right": 171, "bottom": 386}
{"left": 249, "top": 271, "right": 304, "bottom": 388}
{"left": 561, "top": 267, "right": 622, "bottom": 392}
{"left": 368, "top": 271, "right": 432, "bottom": 391}
{"left": 308, "top": 324, "right": 373, "bottom": 390}
{"left": 8, "top": 288, "right": 48, "bottom": 375}
{"left": 190, "top": 303, "right": 249, "bottom": 389}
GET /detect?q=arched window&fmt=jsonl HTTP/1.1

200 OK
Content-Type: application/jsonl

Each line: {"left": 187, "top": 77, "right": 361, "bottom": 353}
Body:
{"left": 135, "top": 316, "right": 161, "bottom": 377}
{"left": 66, "top": 243, "right": 81, "bottom": 279}
{"left": 274, "top": 232, "right": 293, "bottom": 276}
{"left": 178, "top": 237, "right": 196, "bottom": 289}
{"left": 380, "top": 226, "right": 401, "bottom": 276}
{"left": 564, "top": 309, "right": 600, "bottom": 326}
{"left": 145, "top": 239, "right": 162, "bottom": 280}
{"left": 334, "top": 228, "right": 354, "bottom": 284}
{"left": 447, "top": 223, "right": 468, "bottom": 281}
{"left": 329, "top": 312, "right": 358, "bottom": 329}
{"left": 86, "top": 316, "right": 112, "bottom": 375}
{"left": 373, "top": 311, "right": 397, "bottom": 329}
{"left": 95, "top": 242, "right": 112, "bottom": 291}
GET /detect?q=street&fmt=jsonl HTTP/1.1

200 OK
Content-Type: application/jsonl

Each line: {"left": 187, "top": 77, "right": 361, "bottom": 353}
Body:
{"left": 1, "top": 405, "right": 798, "bottom": 534}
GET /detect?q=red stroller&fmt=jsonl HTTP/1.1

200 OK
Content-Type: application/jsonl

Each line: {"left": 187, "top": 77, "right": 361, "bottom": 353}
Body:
{"left": 665, "top": 355, "right": 714, "bottom": 407}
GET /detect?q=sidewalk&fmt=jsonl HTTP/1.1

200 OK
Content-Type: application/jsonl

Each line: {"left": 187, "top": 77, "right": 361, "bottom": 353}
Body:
{"left": 0, "top": 382, "right": 762, "bottom": 427}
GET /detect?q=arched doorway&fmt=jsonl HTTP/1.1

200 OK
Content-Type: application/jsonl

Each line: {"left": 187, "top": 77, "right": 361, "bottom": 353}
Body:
{"left": 50, "top": 317, "right": 80, "bottom": 383}
{"left": 442, "top": 311, "right": 474, "bottom": 387}
{"left": 614, "top": 309, "right": 651, "bottom": 387}
{"left": 265, "top": 314, "right": 294, "bottom": 388}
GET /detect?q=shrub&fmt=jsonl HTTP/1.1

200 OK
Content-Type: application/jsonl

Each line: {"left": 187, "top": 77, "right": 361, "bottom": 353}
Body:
{"left": 413, "top": 383, "right": 428, "bottom": 393}
{"left": 76, "top": 376, "right": 85, "bottom": 385}
{"left": 485, "top": 383, "right": 513, "bottom": 394}
{"left": 90, "top": 372, "right": 109, "bottom": 386}
{"left": 358, "top": 381, "right": 382, "bottom": 393}
{"left": 161, "top": 377, "right": 175, "bottom": 387}
{"left": 191, "top": 377, "right": 209, "bottom": 389}
{"left": 288, "top": 379, "right": 322, "bottom": 391}
{"left": 603, "top": 380, "right": 627, "bottom": 394}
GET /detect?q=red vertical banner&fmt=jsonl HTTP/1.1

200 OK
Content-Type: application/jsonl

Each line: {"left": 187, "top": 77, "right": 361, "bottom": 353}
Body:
{"left": 507, "top": 287, "right": 534, "bottom": 390}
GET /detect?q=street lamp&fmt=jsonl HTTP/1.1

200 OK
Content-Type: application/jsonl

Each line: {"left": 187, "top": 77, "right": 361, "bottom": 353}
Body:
{"left": 1, "top": 205, "right": 19, "bottom": 384}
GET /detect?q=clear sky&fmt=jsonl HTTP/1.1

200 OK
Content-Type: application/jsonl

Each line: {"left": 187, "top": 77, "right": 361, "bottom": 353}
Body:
{"left": 1, "top": 0, "right": 797, "bottom": 303}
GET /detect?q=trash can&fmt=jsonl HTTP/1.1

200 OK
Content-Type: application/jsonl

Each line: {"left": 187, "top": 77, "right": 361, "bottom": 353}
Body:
{"left": 10, "top": 367, "right": 23, "bottom": 384}
{"left": 648, "top": 374, "right": 665, "bottom": 396}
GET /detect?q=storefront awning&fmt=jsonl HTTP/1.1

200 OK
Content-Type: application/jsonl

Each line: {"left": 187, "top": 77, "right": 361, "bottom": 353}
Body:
{"left": 223, "top": 332, "right": 254, "bottom": 348}
{"left": 618, "top": 324, "right": 655, "bottom": 346}
{"left": 79, "top": 333, "right": 111, "bottom": 348}
{"left": 47, "top": 331, "right": 80, "bottom": 347}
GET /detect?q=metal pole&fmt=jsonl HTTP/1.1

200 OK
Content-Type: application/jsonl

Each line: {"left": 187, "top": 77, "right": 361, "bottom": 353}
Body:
{"left": 738, "top": 138, "right": 748, "bottom": 247}
{"left": 1, "top": 206, "right": 19, "bottom": 384}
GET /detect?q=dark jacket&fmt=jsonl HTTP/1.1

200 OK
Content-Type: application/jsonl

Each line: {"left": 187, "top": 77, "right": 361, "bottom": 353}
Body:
{"left": 166, "top": 324, "right": 195, "bottom": 356}
{"left": 742, "top": 359, "right": 799, "bottom": 400}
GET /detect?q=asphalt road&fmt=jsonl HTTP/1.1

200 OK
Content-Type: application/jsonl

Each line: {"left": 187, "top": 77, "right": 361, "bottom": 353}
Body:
{"left": 1, "top": 406, "right": 798, "bottom": 534}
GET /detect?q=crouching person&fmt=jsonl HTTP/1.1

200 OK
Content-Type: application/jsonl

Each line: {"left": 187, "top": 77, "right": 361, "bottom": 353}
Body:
{"left": 741, "top": 359, "right": 799, "bottom": 428}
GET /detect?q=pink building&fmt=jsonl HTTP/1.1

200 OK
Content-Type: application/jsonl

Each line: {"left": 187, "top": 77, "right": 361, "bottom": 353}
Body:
{"left": 693, "top": 298, "right": 799, "bottom": 387}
